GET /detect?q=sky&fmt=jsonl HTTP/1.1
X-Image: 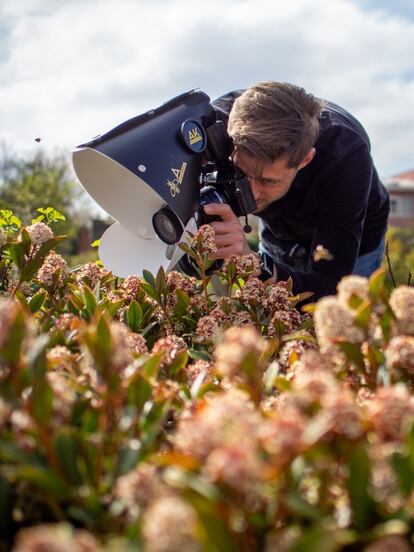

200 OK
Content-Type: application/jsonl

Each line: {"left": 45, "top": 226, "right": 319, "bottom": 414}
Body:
{"left": 1, "top": 0, "right": 414, "bottom": 182}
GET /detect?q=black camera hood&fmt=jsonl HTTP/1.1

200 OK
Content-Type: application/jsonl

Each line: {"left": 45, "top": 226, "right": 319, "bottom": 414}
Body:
{"left": 72, "top": 90, "right": 214, "bottom": 236}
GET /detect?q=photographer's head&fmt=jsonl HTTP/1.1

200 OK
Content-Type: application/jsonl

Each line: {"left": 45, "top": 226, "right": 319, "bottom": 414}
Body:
{"left": 228, "top": 81, "right": 323, "bottom": 212}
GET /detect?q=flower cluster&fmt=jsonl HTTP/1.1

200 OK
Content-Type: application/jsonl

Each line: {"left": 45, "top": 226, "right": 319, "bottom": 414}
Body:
{"left": 222, "top": 252, "right": 261, "bottom": 275}
{"left": 75, "top": 261, "right": 104, "bottom": 288}
{"left": 389, "top": 285, "right": 414, "bottom": 335}
{"left": 25, "top": 221, "right": 54, "bottom": 246}
{"left": 36, "top": 251, "right": 68, "bottom": 286}
{"left": 191, "top": 224, "right": 217, "bottom": 255}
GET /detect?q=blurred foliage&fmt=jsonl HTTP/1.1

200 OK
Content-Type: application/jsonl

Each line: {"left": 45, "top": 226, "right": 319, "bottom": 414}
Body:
{"left": 66, "top": 248, "right": 99, "bottom": 269}
{"left": 1, "top": 211, "right": 414, "bottom": 550}
{"left": 0, "top": 148, "right": 88, "bottom": 256}
{"left": 383, "top": 226, "right": 414, "bottom": 287}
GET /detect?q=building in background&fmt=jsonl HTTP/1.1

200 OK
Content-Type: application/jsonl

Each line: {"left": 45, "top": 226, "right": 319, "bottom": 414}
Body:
{"left": 384, "top": 169, "right": 414, "bottom": 228}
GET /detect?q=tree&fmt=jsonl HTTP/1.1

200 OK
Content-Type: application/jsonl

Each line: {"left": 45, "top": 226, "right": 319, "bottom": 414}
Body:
{"left": 0, "top": 147, "right": 89, "bottom": 255}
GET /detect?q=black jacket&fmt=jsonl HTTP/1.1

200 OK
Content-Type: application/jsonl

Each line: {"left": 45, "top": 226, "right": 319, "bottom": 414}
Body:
{"left": 212, "top": 90, "right": 390, "bottom": 300}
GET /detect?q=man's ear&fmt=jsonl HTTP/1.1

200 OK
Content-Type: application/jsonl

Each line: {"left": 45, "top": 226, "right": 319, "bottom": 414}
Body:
{"left": 298, "top": 147, "right": 316, "bottom": 170}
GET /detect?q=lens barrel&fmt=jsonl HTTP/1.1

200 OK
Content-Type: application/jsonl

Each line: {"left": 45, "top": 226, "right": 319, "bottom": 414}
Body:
{"left": 152, "top": 205, "right": 183, "bottom": 244}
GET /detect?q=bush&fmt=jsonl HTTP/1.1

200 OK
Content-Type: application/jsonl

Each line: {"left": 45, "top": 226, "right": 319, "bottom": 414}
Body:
{"left": 1, "top": 211, "right": 414, "bottom": 551}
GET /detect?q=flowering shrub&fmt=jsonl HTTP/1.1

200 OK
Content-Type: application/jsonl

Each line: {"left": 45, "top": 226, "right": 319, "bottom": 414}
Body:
{"left": 1, "top": 212, "right": 414, "bottom": 550}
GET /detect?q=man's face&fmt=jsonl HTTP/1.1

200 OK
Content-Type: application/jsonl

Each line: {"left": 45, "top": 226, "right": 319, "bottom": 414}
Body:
{"left": 233, "top": 149, "right": 314, "bottom": 214}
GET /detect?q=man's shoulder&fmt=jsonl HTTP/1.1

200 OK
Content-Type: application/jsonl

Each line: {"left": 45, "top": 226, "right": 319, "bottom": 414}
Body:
{"left": 316, "top": 101, "right": 371, "bottom": 160}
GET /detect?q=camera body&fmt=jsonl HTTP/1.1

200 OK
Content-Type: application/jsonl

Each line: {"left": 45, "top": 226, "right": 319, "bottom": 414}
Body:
{"left": 197, "top": 118, "right": 257, "bottom": 225}
{"left": 198, "top": 161, "right": 257, "bottom": 226}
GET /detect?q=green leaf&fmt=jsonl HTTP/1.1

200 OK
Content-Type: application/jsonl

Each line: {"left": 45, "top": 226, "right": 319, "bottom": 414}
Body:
{"left": 28, "top": 290, "right": 48, "bottom": 313}
{"left": 301, "top": 303, "right": 316, "bottom": 313}
{"left": 290, "top": 291, "right": 314, "bottom": 306}
{"left": 142, "top": 351, "right": 165, "bottom": 379}
{"left": 54, "top": 429, "right": 83, "bottom": 486}
{"left": 95, "top": 314, "right": 112, "bottom": 362}
{"left": 347, "top": 443, "right": 373, "bottom": 530}
{"left": 284, "top": 493, "right": 323, "bottom": 521}
{"left": 9, "top": 465, "right": 70, "bottom": 499}
{"left": 114, "top": 441, "right": 141, "bottom": 478}
{"left": 392, "top": 451, "right": 414, "bottom": 497}
{"left": 7, "top": 242, "right": 26, "bottom": 270}
{"left": 354, "top": 300, "right": 372, "bottom": 329}
{"left": 178, "top": 242, "right": 197, "bottom": 259}
{"left": 139, "top": 400, "right": 171, "bottom": 456}
{"left": 20, "top": 228, "right": 32, "bottom": 256}
{"left": 155, "top": 266, "right": 166, "bottom": 295}
{"left": 0, "top": 441, "right": 41, "bottom": 465}
{"left": 226, "top": 260, "right": 237, "bottom": 281}
{"left": 347, "top": 293, "right": 364, "bottom": 310}
{"left": 142, "top": 269, "right": 156, "bottom": 287}
{"left": 407, "top": 422, "right": 414, "bottom": 459}
{"left": 127, "top": 372, "right": 152, "bottom": 413}
{"left": 188, "top": 347, "right": 211, "bottom": 362}
{"left": 0, "top": 307, "right": 26, "bottom": 365}
{"left": 379, "top": 306, "right": 395, "bottom": 342}
{"left": 168, "top": 349, "right": 188, "bottom": 376}
{"left": 173, "top": 289, "right": 191, "bottom": 318}
{"left": 364, "top": 344, "right": 385, "bottom": 372}
{"left": 369, "top": 268, "right": 387, "bottom": 300}
{"left": 83, "top": 284, "right": 98, "bottom": 317}
{"left": 336, "top": 340, "right": 365, "bottom": 370}
{"left": 36, "top": 207, "right": 65, "bottom": 224}
{"left": 32, "top": 376, "right": 53, "bottom": 425}
{"left": 290, "top": 525, "right": 341, "bottom": 552}
{"left": 0, "top": 209, "right": 22, "bottom": 231}
{"left": 126, "top": 300, "right": 143, "bottom": 332}
{"left": 90, "top": 239, "right": 100, "bottom": 248}
{"left": 140, "top": 282, "right": 161, "bottom": 303}
{"left": 69, "top": 289, "right": 85, "bottom": 312}
{"left": 105, "top": 298, "right": 125, "bottom": 318}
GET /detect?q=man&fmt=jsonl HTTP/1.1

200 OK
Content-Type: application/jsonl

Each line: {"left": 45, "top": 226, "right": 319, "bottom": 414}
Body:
{"left": 204, "top": 81, "right": 390, "bottom": 301}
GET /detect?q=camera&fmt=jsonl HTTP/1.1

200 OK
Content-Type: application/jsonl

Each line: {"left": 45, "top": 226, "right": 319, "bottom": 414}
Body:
{"left": 198, "top": 161, "right": 257, "bottom": 227}
{"left": 72, "top": 89, "right": 266, "bottom": 278}
{"left": 152, "top": 118, "right": 257, "bottom": 245}
{"left": 151, "top": 117, "right": 258, "bottom": 275}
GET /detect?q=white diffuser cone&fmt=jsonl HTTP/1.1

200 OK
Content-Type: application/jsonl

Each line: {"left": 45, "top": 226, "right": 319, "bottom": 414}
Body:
{"left": 72, "top": 147, "right": 165, "bottom": 238}
{"left": 99, "top": 222, "right": 171, "bottom": 277}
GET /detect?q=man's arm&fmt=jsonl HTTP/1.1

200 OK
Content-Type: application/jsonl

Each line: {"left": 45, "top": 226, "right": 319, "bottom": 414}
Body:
{"left": 205, "top": 145, "right": 375, "bottom": 302}
{"left": 266, "top": 144, "right": 375, "bottom": 300}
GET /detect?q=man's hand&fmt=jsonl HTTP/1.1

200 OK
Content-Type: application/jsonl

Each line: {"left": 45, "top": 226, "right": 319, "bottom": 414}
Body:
{"left": 203, "top": 203, "right": 252, "bottom": 260}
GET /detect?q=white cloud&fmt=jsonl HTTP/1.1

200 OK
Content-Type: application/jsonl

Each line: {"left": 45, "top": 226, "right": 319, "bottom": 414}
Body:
{"left": 0, "top": 0, "right": 413, "bottom": 177}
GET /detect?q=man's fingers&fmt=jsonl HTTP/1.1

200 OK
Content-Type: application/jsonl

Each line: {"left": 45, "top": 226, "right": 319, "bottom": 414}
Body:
{"left": 210, "top": 220, "right": 242, "bottom": 235}
{"left": 203, "top": 203, "right": 238, "bottom": 223}
{"left": 214, "top": 234, "right": 237, "bottom": 249}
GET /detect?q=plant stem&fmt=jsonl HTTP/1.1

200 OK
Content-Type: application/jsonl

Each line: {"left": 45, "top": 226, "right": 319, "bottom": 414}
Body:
{"left": 385, "top": 241, "right": 397, "bottom": 288}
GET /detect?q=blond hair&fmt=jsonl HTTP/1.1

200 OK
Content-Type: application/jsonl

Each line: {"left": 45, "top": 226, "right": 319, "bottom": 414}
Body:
{"left": 228, "top": 81, "right": 324, "bottom": 168}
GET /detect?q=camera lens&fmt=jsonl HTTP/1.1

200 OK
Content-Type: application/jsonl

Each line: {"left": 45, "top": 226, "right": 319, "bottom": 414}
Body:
{"left": 152, "top": 206, "right": 183, "bottom": 244}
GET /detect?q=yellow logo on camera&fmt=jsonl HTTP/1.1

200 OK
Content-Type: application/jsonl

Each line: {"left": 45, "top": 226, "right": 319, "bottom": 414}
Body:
{"left": 166, "top": 162, "right": 187, "bottom": 197}
{"left": 188, "top": 127, "right": 202, "bottom": 145}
